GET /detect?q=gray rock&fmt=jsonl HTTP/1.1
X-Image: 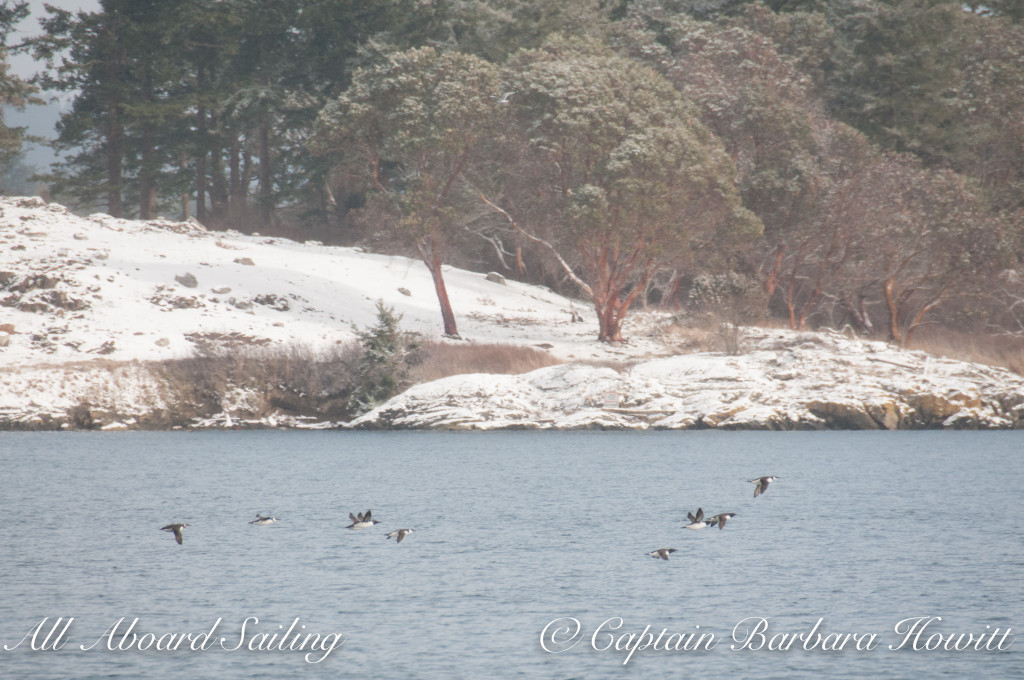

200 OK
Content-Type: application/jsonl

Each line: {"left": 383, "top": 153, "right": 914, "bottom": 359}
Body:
{"left": 805, "top": 400, "right": 879, "bottom": 430}
{"left": 234, "top": 257, "right": 255, "bottom": 266}
{"left": 211, "top": 287, "right": 232, "bottom": 295}
{"left": 485, "top": 271, "right": 507, "bottom": 285}
{"left": 175, "top": 273, "right": 198, "bottom": 288}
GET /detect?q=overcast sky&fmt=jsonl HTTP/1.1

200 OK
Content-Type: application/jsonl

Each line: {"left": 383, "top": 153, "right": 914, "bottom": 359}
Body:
{"left": 10, "top": 0, "right": 100, "bottom": 76}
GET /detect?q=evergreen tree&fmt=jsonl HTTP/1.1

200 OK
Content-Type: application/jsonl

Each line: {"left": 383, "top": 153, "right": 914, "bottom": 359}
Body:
{"left": 31, "top": 0, "right": 190, "bottom": 217}
{"left": 351, "top": 300, "right": 419, "bottom": 412}
{"left": 33, "top": 3, "right": 128, "bottom": 214}
{"left": 0, "top": 1, "right": 39, "bottom": 176}
{"left": 826, "top": 0, "right": 962, "bottom": 163}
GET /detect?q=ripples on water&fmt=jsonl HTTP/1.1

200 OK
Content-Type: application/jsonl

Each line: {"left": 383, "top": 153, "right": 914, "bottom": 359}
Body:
{"left": 0, "top": 431, "right": 1021, "bottom": 679}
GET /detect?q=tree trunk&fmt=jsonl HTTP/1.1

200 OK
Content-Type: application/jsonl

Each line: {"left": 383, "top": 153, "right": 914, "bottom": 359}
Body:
{"left": 785, "top": 275, "right": 798, "bottom": 330}
{"left": 139, "top": 121, "right": 157, "bottom": 220}
{"left": 593, "top": 268, "right": 653, "bottom": 343}
{"left": 229, "top": 136, "right": 242, "bottom": 222}
{"left": 210, "top": 147, "right": 228, "bottom": 220}
{"left": 103, "top": 72, "right": 123, "bottom": 216}
{"left": 840, "top": 293, "right": 873, "bottom": 335}
{"left": 259, "top": 119, "right": 272, "bottom": 226}
{"left": 418, "top": 235, "right": 460, "bottom": 338}
{"left": 764, "top": 246, "right": 785, "bottom": 297}
{"left": 595, "top": 298, "right": 626, "bottom": 342}
{"left": 180, "top": 152, "right": 190, "bottom": 220}
{"left": 659, "top": 270, "right": 685, "bottom": 310}
{"left": 258, "top": 73, "right": 273, "bottom": 228}
{"left": 884, "top": 278, "right": 903, "bottom": 345}
{"left": 203, "top": 111, "right": 226, "bottom": 220}
{"left": 195, "top": 65, "right": 207, "bottom": 222}
{"left": 904, "top": 281, "right": 954, "bottom": 347}
{"left": 105, "top": 109, "right": 123, "bottom": 218}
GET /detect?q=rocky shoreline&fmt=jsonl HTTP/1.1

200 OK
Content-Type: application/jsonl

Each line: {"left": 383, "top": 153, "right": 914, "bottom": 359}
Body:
{"left": 348, "top": 330, "right": 1024, "bottom": 431}
{"left": 5, "top": 329, "right": 1020, "bottom": 432}
{"left": 3, "top": 196, "right": 1023, "bottom": 432}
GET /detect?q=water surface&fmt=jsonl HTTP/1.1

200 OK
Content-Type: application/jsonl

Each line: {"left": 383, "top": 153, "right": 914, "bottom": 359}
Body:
{"left": 0, "top": 431, "right": 1021, "bottom": 678}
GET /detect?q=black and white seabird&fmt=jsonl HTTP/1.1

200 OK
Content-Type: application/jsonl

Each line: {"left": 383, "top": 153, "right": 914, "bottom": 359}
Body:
{"left": 706, "top": 512, "right": 736, "bottom": 529}
{"left": 347, "top": 510, "right": 380, "bottom": 529}
{"left": 386, "top": 529, "right": 414, "bottom": 543}
{"left": 250, "top": 514, "right": 278, "bottom": 525}
{"left": 749, "top": 476, "right": 779, "bottom": 498}
{"left": 161, "top": 523, "right": 189, "bottom": 545}
{"left": 684, "top": 507, "right": 707, "bottom": 529}
{"left": 648, "top": 548, "right": 677, "bottom": 560}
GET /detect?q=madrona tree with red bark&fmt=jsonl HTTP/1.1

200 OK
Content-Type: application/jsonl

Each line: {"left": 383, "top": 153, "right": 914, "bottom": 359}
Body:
{"left": 312, "top": 47, "right": 501, "bottom": 338}
{"left": 489, "top": 40, "right": 760, "bottom": 342}
{"left": 854, "top": 153, "right": 1013, "bottom": 347}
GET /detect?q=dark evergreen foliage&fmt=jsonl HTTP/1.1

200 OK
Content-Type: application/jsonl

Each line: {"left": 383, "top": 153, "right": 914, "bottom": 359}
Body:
{"left": 351, "top": 301, "right": 420, "bottom": 413}
{"left": 0, "top": 1, "right": 38, "bottom": 174}
{"left": 2, "top": 0, "right": 1021, "bottom": 344}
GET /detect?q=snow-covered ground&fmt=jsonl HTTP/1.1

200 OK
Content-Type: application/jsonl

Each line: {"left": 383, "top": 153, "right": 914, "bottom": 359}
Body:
{"left": 0, "top": 196, "right": 650, "bottom": 366}
{"left": 351, "top": 328, "right": 1024, "bottom": 430}
{"left": 2, "top": 195, "right": 1023, "bottom": 430}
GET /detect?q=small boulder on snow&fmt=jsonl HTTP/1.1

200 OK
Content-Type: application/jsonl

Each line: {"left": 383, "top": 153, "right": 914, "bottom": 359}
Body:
{"left": 175, "top": 272, "right": 198, "bottom": 288}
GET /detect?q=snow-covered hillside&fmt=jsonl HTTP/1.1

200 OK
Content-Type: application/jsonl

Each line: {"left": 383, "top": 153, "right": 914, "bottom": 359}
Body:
{"left": 2, "top": 195, "right": 1023, "bottom": 430}
{"left": 0, "top": 195, "right": 640, "bottom": 367}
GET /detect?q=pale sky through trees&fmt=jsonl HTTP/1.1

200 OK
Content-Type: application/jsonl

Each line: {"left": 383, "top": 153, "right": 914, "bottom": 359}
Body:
{"left": 7, "top": 0, "right": 99, "bottom": 169}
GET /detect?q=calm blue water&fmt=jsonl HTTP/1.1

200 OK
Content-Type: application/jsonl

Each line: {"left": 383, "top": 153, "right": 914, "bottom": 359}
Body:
{"left": 0, "top": 431, "right": 1021, "bottom": 679}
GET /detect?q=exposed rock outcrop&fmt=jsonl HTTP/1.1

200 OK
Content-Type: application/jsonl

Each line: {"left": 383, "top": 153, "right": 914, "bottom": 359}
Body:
{"left": 349, "top": 330, "right": 1024, "bottom": 431}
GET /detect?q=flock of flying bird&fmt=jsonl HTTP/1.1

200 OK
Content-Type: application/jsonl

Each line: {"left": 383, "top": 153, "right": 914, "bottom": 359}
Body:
{"left": 646, "top": 475, "right": 780, "bottom": 561}
{"left": 159, "top": 477, "right": 778, "bottom": 551}
{"left": 159, "top": 509, "right": 415, "bottom": 545}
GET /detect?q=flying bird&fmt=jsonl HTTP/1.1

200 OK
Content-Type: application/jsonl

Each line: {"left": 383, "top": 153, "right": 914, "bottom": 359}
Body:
{"left": 706, "top": 512, "right": 736, "bottom": 530}
{"left": 684, "top": 507, "right": 707, "bottom": 529}
{"left": 496, "top": 91, "right": 515, "bottom": 104}
{"left": 347, "top": 510, "right": 380, "bottom": 529}
{"left": 161, "top": 523, "right": 189, "bottom": 545}
{"left": 648, "top": 548, "right": 677, "bottom": 560}
{"left": 750, "top": 476, "right": 779, "bottom": 498}
{"left": 386, "top": 529, "right": 415, "bottom": 543}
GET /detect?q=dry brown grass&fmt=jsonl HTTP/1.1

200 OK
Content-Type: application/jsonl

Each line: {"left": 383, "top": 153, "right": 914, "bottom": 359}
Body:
{"left": 662, "top": 313, "right": 1024, "bottom": 374}
{"left": 575, "top": 357, "right": 639, "bottom": 373}
{"left": 907, "top": 328, "right": 1024, "bottom": 375}
{"left": 410, "top": 339, "right": 563, "bottom": 383}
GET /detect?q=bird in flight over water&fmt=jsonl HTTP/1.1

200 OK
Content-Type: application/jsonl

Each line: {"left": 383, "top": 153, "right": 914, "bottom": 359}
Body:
{"left": 685, "top": 507, "right": 707, "bottom": 529}
{"left": 706, "top": 512, "right": 736, "bottom": 529}
{"left": 386, "top": 529, "right": 415, "bottom": 543}
{"left": 648, "top": 548, "right": 677, "bottom": 560}
{"left": 750, "top": 476, "right": 779, "bottom": 498}
{"left": 347, "top": 510, "right": 380, "bottom": 529}
{"left": 161, "top": 523, "right": 189, "bottom": 545}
